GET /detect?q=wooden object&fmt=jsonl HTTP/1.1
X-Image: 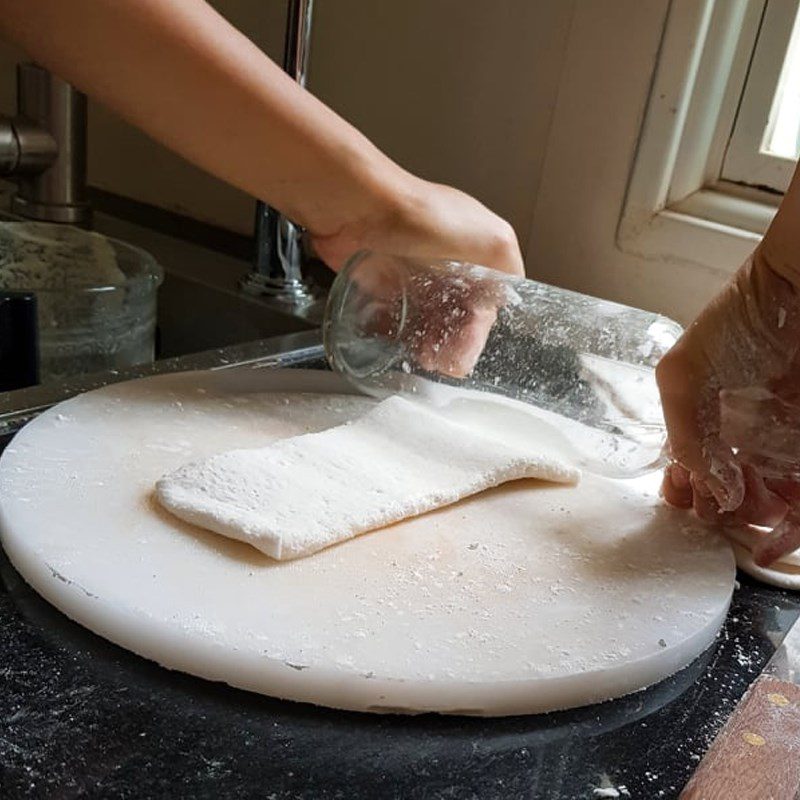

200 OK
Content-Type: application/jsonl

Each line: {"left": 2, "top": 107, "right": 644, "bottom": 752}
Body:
{"left": 681, "top": 675, "right": 800, "bottom": 799}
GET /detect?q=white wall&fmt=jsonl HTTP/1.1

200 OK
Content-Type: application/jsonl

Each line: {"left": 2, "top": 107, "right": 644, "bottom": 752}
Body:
{"left": 310, "top": 0, "right": 574, "bottom": 243}
{"left": 0, "top": 0, "right": 574, "bottom": 240}
{"left": 528, "top": 0, "right": 735, "bottom": 324}
{"left": 0, "top": 0, "right": 736, "bottom": 323}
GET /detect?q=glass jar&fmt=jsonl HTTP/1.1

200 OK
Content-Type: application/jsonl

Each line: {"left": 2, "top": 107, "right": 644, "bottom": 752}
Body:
{"left": 324, "top": 252, "right": 683, "bottom": 477}
{"left": 0, "top": 222, "right": 163, "bottom": 382}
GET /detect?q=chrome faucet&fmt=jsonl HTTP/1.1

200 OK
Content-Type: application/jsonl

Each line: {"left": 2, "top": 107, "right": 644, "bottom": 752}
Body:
{"left": 240, "top": 0, "right": 320, "bottom": 315}
{"left": 1, "top": 3, "right": 321, "bottom": 317}
{"left": 0, "top": 63, "right": 90, "bottom": 226}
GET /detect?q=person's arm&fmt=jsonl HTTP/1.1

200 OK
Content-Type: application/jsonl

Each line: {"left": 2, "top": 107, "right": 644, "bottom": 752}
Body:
{"left": 658, "top": 163, "right": 800, "bottom": 564}
{"left": 0, "top": 0, "right": 522, "bottom": 274}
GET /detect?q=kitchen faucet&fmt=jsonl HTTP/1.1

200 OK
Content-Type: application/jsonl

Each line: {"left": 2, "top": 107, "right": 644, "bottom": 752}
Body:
{"left": 240, "top": 0, "right": 320, "bottom": 315}
{"left": 0, "top": 1, "right": 321, "bottom": 317}
{"left": 0, "top": 62, "right": 90, "bottom": 226}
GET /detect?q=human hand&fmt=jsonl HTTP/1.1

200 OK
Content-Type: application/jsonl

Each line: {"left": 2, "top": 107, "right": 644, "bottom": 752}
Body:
{"left": 657, "top": 248, "right": 800, "bottom": 565}
{"left": 310, "top": 176, "right": 524, "bottom": 278}
{"left": 338, "top": 252, "right": 512, "bottom": 380}
{"left": 316, "top": 176, "right": 523, "bottom": 379}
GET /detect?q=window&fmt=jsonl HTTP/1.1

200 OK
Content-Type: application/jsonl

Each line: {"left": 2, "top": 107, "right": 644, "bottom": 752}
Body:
{"left": 723, "top": 0, "right": 800, "bottom": 193}
{"left": 618, "top": 0, "right": 800, "bottom": 274}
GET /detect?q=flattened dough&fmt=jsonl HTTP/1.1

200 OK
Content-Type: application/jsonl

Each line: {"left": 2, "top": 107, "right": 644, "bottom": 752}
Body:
{"left": 156, "top": 395, "right": 579, "bottom": 560}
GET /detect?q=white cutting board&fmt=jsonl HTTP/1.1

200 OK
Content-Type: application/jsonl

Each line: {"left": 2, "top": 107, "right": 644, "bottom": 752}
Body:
{"left": 0, "top": 368, "right": 735, "bottom": 716}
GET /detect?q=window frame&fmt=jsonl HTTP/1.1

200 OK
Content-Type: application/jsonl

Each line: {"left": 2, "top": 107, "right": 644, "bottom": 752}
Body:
{"left": 721, "top": 0, "right": 799, "bottom": 193}
{"left": 617, "top": 0, "right": 790, "bottom": 275}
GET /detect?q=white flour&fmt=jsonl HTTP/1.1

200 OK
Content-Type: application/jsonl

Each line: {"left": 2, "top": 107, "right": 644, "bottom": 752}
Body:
{"left": 0, "top": 221, "right": 123, "bottom": 290}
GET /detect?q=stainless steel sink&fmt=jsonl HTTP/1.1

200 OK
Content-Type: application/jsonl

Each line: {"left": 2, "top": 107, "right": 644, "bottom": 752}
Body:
{"left": 156, "top": 270, "right": 315, "bottom": 359}
{"left": 92, "top": 210, "right": 327, "bottom": 359}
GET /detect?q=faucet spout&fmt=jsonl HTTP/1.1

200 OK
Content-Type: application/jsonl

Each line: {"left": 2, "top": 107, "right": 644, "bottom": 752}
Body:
{"left": 241, "top": 0, "right": 318, "bottom": 311}
{"left": 244, "top": 210, "right": 315, "bottom": 304}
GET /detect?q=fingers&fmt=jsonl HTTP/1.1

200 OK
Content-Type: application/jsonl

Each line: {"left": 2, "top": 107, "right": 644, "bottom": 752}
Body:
{"left": 764, "top": 477, "right": 800, "bottom": 502}
{"left": 656, "top": 346, "right": 745, "bottom": 512}
{"left": 411, "top": 269, "right": 508, "bottom": 378}
{"left": 703, "top": 440, "right": 746, "bottom": 512}
{"left": 405, "top": 183, "right": 525, "bottom": 278}
{"left": 489, "top": 225, "right": 525, "bottom": 277}
{"left": 662, "top": 463, "right": 789, "bottom": 527}
{"left": 751, "top": 479, "right": 800, "bottom": 566}
{"left": 663, "top": 467, "right": 798, "bottom": 569}
{"left": 731, "top": 465, "right": 788, "bottom": 527}
{"left": 661, "top": 471, "right": 721, "bottom": 522}
{"left": 417, "top": 304, "right": 497, "bottom": 378}
{"left": 448, "top": 203, "right": 524, "bottom": 277}
{"left": 662, "top": 462, "right": 692, "bottom": 508}
{"left": 655, "top": 252, "right": 800, "bottom": 565}
{"left": 691, "top": 475, "right": 722, "bottom": 522}
{"left": 661, "top": 460, "right": 798, "bottom": 567}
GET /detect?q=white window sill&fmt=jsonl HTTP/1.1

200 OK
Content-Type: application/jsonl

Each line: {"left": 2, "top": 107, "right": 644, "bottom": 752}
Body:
{"left": 671, "top": 185, "right": 778, "bottom": 235}
{"left": 617, "top": 186, "right": 771, "bottom": 275}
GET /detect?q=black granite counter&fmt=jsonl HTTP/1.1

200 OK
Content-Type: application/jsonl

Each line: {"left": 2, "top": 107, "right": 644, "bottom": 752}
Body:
{"left": 1, "top": 341, "right": 800, "bottom": 799}
{"left": 2, "top": 543, "right": 799, "bottom": 799}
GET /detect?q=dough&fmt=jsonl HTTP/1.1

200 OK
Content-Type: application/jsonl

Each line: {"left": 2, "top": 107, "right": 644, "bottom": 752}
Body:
{"left": 725, "top": 526, "right": 800, "bottom": 590}
{"left": 156, "top": 395, "right": 579, "bottom": 560}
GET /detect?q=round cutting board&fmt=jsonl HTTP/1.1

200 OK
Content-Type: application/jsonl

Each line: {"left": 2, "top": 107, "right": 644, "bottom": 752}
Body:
{"left": 0, "top": 368, "right": 735, "bottom": 716}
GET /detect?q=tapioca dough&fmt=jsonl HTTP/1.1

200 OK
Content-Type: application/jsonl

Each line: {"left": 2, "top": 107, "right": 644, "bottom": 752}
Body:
{"left": 156, "top": 396, "right": 580, "bottom": 560}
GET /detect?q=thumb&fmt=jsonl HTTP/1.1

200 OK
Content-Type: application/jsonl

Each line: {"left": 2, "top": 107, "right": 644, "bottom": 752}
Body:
{"left": 656, "top": 347, "right": 745, "bottom": 512}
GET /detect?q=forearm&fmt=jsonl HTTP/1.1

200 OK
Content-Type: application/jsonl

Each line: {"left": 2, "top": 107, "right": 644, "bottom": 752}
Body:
{"left": 0, "top": 0, "right": 410, "bottom": 237}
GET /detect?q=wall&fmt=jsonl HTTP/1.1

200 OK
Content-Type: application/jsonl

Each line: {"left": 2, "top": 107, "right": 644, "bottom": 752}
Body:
{"left": 310, "top": 0, "right": 574, "bottom": 243}
{"left": 0, "top": 0, "right": 574, "bottom": 241}
{"left": 528, "top": 0, "right": 736, "bottom": 324}
{"left": 0, "top": 0, "right": 736, "bottom": 323}
{"left": 0, "top": 2, "right": 284, "bottom": 233}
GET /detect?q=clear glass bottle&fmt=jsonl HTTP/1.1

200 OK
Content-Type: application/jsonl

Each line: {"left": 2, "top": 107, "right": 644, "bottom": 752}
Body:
{"left": 324, "top": 252, "right": 683, "bottom": 477}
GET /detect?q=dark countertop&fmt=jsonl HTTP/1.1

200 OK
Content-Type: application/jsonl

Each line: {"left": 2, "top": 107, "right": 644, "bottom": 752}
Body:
{"left": 2, "top": 343, "right": 800, "bottom": 799}
{"left": 2, "top": 535, "right": 799, "bottom": 799}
